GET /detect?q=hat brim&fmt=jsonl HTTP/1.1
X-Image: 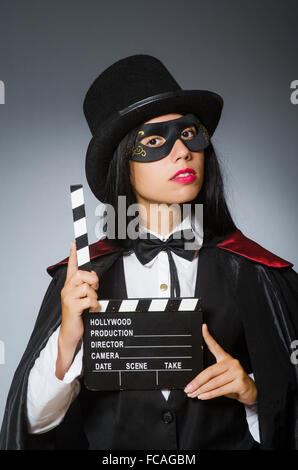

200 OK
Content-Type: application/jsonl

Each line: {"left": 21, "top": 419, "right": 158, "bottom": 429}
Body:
{"left": 85, "top": 89, "right": 223, "bottom": 202}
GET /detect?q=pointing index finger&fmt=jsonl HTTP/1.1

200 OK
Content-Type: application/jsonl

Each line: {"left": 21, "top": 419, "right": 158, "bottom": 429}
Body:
{"left": 66, "top": 241, "right": 78, "bottom": 282}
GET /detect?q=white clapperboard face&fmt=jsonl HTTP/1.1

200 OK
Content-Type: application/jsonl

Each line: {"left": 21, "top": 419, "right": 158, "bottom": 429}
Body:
{"left": 83, "top": 297, "right": 203, "bottom": 391}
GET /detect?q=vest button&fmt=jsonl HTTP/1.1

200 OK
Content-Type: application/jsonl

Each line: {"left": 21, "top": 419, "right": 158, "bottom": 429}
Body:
{"left": 162, "top": 411, "right": 174, "bottom": 424}
{"left": 160, "top": 283, "right": 168, "bottom": 291}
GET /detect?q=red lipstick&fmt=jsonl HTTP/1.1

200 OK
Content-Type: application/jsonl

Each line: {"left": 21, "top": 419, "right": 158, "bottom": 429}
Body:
{"left": 170, "top": 168, "right": 196, "bottom": 184}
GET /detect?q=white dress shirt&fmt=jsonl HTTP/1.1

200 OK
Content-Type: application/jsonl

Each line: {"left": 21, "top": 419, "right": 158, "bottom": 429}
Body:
{"left": 26, "top": 215, "right": 260, "bottom": 443}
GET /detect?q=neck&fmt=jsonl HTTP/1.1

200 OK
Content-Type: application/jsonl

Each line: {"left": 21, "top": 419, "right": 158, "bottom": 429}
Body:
{"left": 137, "top": 200, "right": 185, "bottom": 238}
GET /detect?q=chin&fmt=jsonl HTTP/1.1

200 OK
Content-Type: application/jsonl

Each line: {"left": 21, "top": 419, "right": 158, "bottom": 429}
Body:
{"left": 162, "top": 194, "right": 199, "bottom": 205}
{"left": 172, "top": 186, "right": 201, "bottom": 204}
{"left": 140, "top": 186, "right": 201, "bottom": 205}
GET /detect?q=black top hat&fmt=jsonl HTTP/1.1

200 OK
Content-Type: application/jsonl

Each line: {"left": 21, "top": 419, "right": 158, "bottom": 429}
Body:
{"left": 83, "top": 54, "right": 223, "bottom": 202}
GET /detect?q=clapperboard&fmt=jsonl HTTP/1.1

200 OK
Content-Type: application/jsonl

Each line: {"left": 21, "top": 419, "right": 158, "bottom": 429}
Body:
{"left": 70, "top": 185, "right": 203, "bottom": 392}
{"left": 83, "top": 298, "right": 203, "bottom": 391}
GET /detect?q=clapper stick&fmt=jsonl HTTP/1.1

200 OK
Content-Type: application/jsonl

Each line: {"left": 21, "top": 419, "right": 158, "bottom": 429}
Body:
{"left": 70, "top": 184, "right": 92, "bottom": 272}
{"left": 70, "top": 184, "right": 101, "bottom": 316}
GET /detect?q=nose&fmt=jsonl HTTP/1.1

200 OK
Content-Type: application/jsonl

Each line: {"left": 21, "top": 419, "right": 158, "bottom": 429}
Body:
{"left": 170, "top": 138, "right": 192, "bottom": 161}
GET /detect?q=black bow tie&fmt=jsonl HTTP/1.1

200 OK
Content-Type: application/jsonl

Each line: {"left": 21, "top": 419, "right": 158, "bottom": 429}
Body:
{"left": 133, "top": 228, "right": 197, "bottom": 298}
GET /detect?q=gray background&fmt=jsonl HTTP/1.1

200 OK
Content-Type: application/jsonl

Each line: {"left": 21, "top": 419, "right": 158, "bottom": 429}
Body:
{"left": 0, "top": 0, "right": 297, "bottom": 426}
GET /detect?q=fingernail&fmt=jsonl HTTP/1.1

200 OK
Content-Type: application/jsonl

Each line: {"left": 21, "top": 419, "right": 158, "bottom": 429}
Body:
{"left": 197, "top": 394, "right": 207, "bottom": 399}
{"left": 184, "top": 384, "right": 193, "bottom": 393}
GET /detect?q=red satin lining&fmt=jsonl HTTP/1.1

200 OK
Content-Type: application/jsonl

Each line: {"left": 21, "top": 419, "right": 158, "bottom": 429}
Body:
{"left": 47, "top": 229, "right": 293, "bottom": 275}
{"left": 46, "top": 239, "right": 120, "bottom": 275}
{"left": 217, "top": 229, "right": 293, "bottom": 268}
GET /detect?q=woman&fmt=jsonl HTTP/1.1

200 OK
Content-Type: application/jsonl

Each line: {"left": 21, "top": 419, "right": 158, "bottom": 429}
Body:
{"left": 1, "top": 54, "right": 297, "bottom": 450}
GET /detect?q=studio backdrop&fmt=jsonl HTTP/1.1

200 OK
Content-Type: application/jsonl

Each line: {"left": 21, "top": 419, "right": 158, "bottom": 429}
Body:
{"left": 0, "top": 0, "right": 297, "bottom": 426}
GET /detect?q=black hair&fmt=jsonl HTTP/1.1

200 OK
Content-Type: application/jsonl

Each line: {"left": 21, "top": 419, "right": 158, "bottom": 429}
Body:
{"left": 102, "top": 123, "right": 237, "bottom": 251}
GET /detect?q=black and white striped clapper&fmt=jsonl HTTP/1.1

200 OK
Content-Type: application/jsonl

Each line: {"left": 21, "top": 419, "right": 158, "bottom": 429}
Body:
{"left": 70, "top": 184, "right": 92, "bottom": 272}
{"left": 83, "top": 297, "right": 203, "bottom": 391}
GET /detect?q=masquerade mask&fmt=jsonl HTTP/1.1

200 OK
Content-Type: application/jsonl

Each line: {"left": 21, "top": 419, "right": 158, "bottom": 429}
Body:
{"left": 130, "top": 113, "right": 210, "bottom": 162}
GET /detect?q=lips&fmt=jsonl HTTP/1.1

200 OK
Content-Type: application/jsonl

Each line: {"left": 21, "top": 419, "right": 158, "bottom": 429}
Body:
{"left": 170, "top": 168, "right": 196, "bottom": 180}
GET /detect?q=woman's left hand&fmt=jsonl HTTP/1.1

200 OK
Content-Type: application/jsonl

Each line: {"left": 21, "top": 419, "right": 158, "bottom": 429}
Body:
{"left": 184, "top": 324, "right": 258, "bottom": 406}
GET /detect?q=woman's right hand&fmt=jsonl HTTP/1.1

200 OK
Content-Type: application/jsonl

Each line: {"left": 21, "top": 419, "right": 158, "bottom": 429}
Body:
{"left": 56, "top": 241, "right": 99, "bottom": 379}
{"left": 60, "top": 241, "right": 99, "bottom": 346}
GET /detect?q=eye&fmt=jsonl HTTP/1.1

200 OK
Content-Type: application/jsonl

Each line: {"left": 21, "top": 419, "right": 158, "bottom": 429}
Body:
{"left": 181, "top": 127, "right": 197, "bottom": 139}
{"left": 140, "top": 136, "right": 165, "bottom": 147}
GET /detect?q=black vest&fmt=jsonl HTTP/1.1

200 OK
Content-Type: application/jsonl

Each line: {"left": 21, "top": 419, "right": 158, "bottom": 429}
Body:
{"left": 56, "top": 243, "right": 258, "bottom": 450}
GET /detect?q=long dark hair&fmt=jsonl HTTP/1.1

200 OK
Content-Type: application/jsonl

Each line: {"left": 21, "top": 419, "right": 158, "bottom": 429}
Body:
{"left": 102, "top": 123, "right": 237, "bottom": 251}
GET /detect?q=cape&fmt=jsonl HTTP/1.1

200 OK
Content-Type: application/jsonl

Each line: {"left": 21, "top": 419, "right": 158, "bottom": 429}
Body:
{"left": 1, "top": 228, "right": 297, "bottom": 450}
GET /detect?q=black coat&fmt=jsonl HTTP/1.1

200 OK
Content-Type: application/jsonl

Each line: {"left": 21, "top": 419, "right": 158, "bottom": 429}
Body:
{"left": 0, "top": 228, "right": 297, "bottom": 450}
